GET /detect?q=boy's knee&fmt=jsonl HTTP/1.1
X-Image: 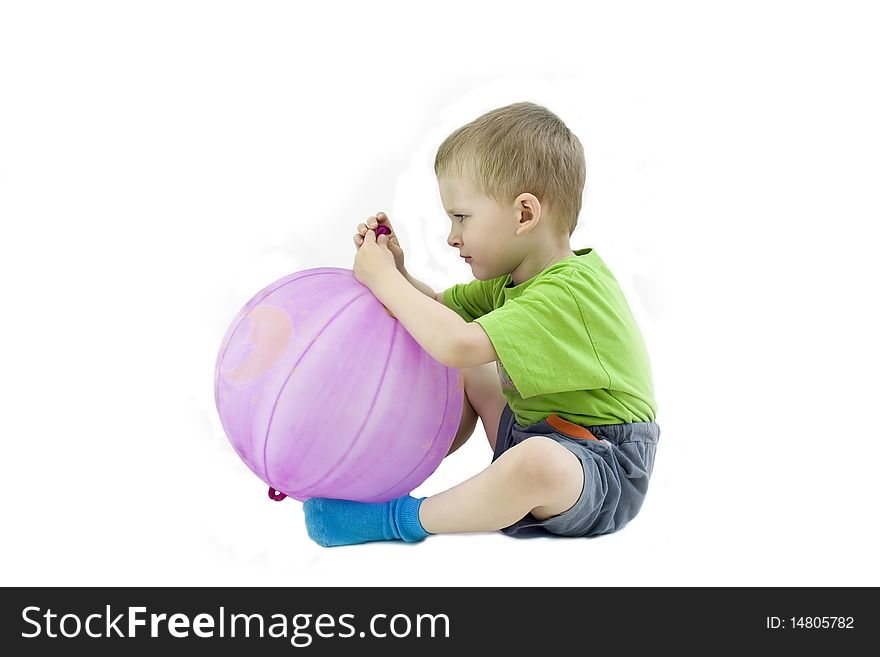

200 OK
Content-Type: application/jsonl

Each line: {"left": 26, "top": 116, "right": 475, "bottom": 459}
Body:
{"left": 504, "top": 437, "right": 579, "bottom": 491}
{"left": 461, "top": 362, "right": 506, "bottom": 450}
{"left": 462, "top": 362, "right": 504, "bottom": 416}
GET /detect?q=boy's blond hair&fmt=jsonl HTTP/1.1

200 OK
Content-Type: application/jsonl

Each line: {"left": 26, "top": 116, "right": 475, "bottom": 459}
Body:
{"left": 434, "top": 101, "right": 586, "bottom": 237}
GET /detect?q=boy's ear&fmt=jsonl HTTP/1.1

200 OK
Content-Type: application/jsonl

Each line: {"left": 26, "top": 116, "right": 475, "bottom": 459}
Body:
{"left": 514, "top": 193, "right": 541, "bottom": 235}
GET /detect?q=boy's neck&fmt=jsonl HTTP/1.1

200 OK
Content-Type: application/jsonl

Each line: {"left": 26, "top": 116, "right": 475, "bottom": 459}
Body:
{"left": 509, "top": 244, "right": 576, "bottom": 286}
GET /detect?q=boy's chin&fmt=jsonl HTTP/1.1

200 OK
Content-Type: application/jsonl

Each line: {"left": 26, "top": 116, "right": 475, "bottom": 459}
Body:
{"left": 471, "top": 266, "right": 501, "bottom": 281}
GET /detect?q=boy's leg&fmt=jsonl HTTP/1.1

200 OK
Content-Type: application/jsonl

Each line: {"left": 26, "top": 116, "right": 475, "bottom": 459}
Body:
{"left": 446, "top": 361, "right": 507, "bottom": 455}
{"left": 446, "top": 387, "right": 478, "bottom": 455}
{"left": 302, "top": 436, "right": 584, "bottom": 546}
{"left": 421, "top": 436, "right": 584, "bottom": 534}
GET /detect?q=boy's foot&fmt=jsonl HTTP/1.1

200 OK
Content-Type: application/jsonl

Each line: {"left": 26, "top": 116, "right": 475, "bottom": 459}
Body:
{"left": 303, "top": 495, "right": 430, "bottom": 547}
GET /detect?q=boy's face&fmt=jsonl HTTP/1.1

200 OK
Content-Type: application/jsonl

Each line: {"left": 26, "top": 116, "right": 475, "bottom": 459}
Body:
{"left": 437, "top": 175, "right": 530, "bottom": 281}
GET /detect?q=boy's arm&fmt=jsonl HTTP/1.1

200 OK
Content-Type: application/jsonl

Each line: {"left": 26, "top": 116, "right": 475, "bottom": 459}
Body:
{"left": 377, "top": 271, "right": 497, "bottom": 368}
{"left": 403, "top": 269, "right": 444, "bottom": 305}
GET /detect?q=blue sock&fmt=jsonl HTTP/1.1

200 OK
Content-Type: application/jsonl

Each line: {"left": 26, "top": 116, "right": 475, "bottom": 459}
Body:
{"left": 303, "top": 495, "right": 431, "bottom": 547}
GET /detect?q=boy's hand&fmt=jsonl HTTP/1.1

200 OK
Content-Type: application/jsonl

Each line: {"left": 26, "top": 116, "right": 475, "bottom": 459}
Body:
{"left": 355, "top": 212, "right": 406, "bottom": 274}
{"left": 353, "top": 224, "right": 398, "bottom": 291}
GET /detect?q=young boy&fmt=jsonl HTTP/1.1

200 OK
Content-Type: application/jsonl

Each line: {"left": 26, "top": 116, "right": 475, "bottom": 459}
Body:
{"left": 303, "top": 101, "right": 659, "bottom": 546}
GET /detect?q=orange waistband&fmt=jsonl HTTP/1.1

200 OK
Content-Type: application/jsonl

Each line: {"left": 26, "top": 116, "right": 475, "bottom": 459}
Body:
{"left": 546, "top": 415, "right": 598, "bottom": 441}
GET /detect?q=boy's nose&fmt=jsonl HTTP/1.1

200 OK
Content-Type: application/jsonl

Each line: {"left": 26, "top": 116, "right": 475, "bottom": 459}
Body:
{"left": 447, "top": 232, "right": 461, "bottom": 248}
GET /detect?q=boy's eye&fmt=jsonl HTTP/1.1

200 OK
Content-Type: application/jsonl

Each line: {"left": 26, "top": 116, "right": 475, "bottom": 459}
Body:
{"left": 454, "top": 214, "right": 467, "bottom": 221}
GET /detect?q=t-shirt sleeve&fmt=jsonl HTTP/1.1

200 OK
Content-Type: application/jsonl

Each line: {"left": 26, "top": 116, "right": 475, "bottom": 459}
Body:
{"left": 473, "top": 275, "right": 611, "bottom": 399}
{"left": 442, "top": 277, "right": 500, "bottom": 322}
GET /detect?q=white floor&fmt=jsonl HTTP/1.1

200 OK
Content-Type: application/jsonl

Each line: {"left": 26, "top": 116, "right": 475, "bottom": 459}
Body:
{"left": 7, "top": 394, "right": 878, "bottom": 587}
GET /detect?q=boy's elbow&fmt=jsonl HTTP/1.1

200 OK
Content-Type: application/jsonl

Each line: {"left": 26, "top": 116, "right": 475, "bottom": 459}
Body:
{"left": 443, "top": 341, "right": 469, "bottom": 370}
{"left": 446, "top": 323, "right": 498, "bottom": 369}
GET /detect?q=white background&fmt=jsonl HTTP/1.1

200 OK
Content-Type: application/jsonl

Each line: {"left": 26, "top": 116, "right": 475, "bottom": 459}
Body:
{"left": 2, "top": 0, "right": 878, "bottom": 587}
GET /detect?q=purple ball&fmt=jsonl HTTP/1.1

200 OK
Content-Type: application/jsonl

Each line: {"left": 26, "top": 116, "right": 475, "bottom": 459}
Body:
{"left": 214, "top": 267, "right": 463, "bottom": 502}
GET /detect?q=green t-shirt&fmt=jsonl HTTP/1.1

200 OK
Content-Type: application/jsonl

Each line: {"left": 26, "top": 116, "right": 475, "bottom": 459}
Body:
{"left": 443, "top": 247, "right": 656, "bottom": 428}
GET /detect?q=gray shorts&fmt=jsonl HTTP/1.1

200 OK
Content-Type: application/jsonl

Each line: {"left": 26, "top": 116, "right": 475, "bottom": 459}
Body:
{"left": 493, "top": 404, "right": 660, "bottom": 538}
